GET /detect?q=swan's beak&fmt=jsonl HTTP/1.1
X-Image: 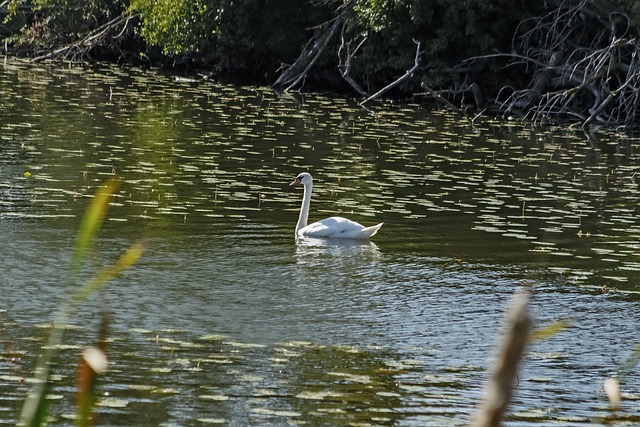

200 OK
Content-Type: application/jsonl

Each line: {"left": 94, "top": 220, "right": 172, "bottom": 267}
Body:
{"left": 290, "top": 177, "right": 301, "bottom": 186}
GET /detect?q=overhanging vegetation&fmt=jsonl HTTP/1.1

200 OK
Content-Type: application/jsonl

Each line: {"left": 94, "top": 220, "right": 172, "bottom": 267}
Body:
{"left": 2, "top": 0, "right": 640, "bottom": 128}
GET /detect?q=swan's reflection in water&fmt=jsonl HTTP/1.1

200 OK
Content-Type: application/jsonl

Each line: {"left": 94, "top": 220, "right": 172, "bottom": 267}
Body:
{"left": 291, "top": 236, "right": 385, "bottom": 338}
{"left": 294, "top": 236, "right": 382, "bottom": 268}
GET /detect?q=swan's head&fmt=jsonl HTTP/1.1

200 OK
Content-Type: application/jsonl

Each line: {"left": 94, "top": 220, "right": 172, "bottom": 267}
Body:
{"left": 290, "top": 172, "right": 313, "bottom": 186}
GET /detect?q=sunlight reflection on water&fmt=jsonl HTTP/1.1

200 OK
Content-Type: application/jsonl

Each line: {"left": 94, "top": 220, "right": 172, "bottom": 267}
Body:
{"left": 2, "top": 59, "right": 640, "bottom": 425}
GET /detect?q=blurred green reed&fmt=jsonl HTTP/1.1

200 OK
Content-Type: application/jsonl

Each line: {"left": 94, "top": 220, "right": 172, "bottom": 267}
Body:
{"left": 18, "top": 178, "right": 144, "bottom": 427}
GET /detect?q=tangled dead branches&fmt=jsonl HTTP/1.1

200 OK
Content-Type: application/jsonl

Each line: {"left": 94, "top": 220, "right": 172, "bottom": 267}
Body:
{"left": 32, "top": 13, "right": 137, "bottom": 63}
{"left": 273, "top": 2, "right": 353, "bottom": 92}
{"left": 492, "top": 0, "right": 640, "bottom": 128}
{"left": 275, "top": 0, "right": 640, "bottom": 128}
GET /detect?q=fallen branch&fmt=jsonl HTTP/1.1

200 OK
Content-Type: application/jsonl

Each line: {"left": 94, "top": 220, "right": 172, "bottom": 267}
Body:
{"left": 582, "top": 69, "right": 635, "bottom": 128}
{"left": 360, "top": 39, "right": 422, "bottom": 106}
{"left": 273, "top": 1, "right": 353, "bottom": 92}
{"left": 417, "top": 82, "right": 480, "bottom": 120}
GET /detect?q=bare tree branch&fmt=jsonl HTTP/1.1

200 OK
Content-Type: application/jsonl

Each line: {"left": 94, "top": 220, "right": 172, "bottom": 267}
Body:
{"left": 360, "top": 39, "right": 422, "bottom": 106}
{"left": 338, "top": 28, "right": 368, "bottom": 97}
{"left": 32, "top": 13, "right": 136, "bottom": 63}
{"left": 273, "top": 1, "right": 354, "bottom": 93}
{"left": 418, "top": 83, "right": 470, "bottom": 118}
{"left": 489, "top": 1, "right": 640, "bottom": 127}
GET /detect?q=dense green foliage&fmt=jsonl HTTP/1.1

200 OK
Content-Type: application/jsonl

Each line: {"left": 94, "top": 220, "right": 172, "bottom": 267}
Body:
{"left": 128, "top": 0, "right": 211, "bottom": 55}
{"left": 126, "top": 0, "right": 331, "bottom": 80}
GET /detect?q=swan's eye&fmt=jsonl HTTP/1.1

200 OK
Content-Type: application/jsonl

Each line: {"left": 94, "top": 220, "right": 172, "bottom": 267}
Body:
{"left": 296, "top": 175, "right": 304, "bottom": 181}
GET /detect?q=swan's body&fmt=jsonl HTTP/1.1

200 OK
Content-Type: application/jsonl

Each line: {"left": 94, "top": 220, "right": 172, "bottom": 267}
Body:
{"left": 291, "top": 172, "right": 383, "bottom": 239}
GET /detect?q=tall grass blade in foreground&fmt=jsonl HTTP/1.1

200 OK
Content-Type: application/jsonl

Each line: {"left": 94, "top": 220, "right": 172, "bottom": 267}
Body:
{"left": 70, "top": 179, "right": 123, "bottom": 278}
{"left": 18, "top": 178, "right": 143, "bottom": 427}
{"left": 529, "top": 318, "right": 570, "bottom": 342}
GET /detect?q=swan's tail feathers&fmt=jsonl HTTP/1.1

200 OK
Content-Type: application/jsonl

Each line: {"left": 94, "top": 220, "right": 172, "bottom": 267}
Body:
{"left": 363, "top": 222, "right": 383, "bottom": 239}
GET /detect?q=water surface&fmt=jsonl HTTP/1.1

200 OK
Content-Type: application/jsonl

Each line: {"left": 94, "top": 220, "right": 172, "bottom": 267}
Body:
{"left": 1, "top": 58, "right": 640, "bottom": 426}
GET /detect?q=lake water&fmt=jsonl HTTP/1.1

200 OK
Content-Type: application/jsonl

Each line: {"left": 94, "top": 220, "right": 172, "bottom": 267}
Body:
{"left": 1, "top": 58, "right": 640, "bottom": 426}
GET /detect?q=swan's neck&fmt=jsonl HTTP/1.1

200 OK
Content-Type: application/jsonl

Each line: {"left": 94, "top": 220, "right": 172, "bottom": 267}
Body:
{"left": 296, "top": 181, "right": 312, "bottom": 234}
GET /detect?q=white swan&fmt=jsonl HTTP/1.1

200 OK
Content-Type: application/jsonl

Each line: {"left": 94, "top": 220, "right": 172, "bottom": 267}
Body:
{"left": 290, "top": 172, "right": 383, "bottom": 239}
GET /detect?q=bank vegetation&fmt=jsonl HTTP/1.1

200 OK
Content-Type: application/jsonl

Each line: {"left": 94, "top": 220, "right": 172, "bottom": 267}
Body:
{"left": 2, "top": 0, "right": 640, "bottom": 128}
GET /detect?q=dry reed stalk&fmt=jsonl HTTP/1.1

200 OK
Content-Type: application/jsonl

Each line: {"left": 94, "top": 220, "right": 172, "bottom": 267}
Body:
{"left": 472, "top": 289, "right": 532, "bottom": 427}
